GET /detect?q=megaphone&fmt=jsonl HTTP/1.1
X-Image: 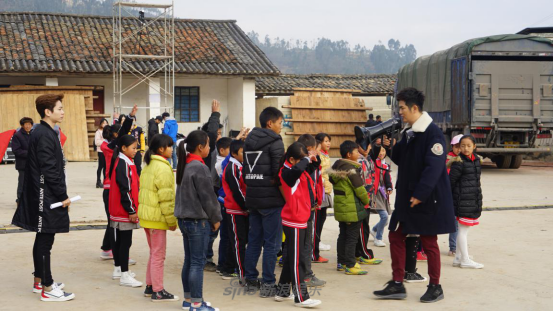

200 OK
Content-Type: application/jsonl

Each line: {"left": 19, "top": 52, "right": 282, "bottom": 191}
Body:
{"left": 355, "top": 117, "right": 401, "bottom": 150}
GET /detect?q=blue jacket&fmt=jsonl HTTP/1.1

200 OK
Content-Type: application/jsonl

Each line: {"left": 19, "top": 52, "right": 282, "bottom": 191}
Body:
{"left": 162, "top": 117, "right": 178, "bottom": 142}
{"left": 389, "top": 112, "right": 456, "bottom": 236}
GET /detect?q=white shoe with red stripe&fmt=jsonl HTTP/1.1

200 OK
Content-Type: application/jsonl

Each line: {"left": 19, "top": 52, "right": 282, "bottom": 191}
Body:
{"left": 40, "top": 283, "right": 75, "bottom": 302}
{"left": 33, "top": 282, "right": 65, "bottom": 294}
{"left": 294, "top": 298, "right": 322, "bottom": 308}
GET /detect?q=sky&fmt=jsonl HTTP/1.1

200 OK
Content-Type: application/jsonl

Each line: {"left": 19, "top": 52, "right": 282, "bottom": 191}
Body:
{"left": 144, "top": 0, "right": 552, "bottom": 57}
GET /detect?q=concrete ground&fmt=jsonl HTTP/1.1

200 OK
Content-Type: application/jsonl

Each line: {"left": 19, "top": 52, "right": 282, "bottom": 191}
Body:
{"left": 0, "top": 161, "right": 552, "bottom": 310}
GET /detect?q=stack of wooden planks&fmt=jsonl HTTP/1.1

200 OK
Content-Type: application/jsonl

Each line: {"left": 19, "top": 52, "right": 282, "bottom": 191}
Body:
{"left": 0, "top": 86, "right": 103, "bottom": 161}
{"left": 284, "top": 88, "right": 371, "bottom": 157}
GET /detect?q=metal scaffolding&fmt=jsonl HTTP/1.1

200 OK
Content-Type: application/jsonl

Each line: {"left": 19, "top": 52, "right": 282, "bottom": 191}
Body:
{"left": 112, "top": 1, "right": 175, "bottom": 117}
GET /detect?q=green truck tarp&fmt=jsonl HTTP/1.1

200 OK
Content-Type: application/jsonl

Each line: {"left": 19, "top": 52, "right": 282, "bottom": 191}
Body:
{"left": 396, "top": 34, "right": 553, "bottom": 113}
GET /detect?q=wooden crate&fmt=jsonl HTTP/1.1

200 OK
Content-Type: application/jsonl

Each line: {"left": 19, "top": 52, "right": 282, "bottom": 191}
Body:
{"left": 0, "top": 86, "right": 94, "bottom": 161}
{"left": 286, "top": 88, "right": 371, "bottom": 158}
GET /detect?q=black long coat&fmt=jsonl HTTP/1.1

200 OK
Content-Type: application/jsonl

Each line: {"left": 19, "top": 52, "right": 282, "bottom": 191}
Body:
{"left": 448, "top": 153, "right": 483, "bottom": 219}
{"left": 12, "top": 121, "right": 69, "bottom": 233}
{"left": 389, "top": 116, "right": 456, "bottom": 235}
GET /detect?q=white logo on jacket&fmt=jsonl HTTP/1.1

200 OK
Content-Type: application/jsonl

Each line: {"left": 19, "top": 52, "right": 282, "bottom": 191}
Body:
{"left": 244, "top": 151, "right": 262, "bottom": 172}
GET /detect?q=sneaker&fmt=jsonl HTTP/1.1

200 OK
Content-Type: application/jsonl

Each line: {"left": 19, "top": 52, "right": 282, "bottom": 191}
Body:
{"left": 151, "top": 289, "right": 180, "bottom": 302}
{"left": 373, "top": 281, "right": 407, "bottom": 300}
{"left": 278, "top": 256, "right": 283, "bottom": 267}
{"left": 189, "top": 302, "right": 219, "bottom": 311}
{"left": 144, "top": 285, "right": 153, "bottom": 297}
{"left": 120, "top": 271, "right": 143, "bottom": 287}
{"left": 204, "top": 261, "right": 217, "bottom": 272}
{"left": 112, "top": 266, "right": 136, "bottom": 280}
{"left": 345, "top": 263, "right": 368, "bottom": 275}
{"left": 244, "top": 278, "right": 260, "bottom": 292}
{"left": 420, "top": 284, "right": 444, "bottom": 303}
{"left": 312, "top": 256, "right": 329, "bottom": 263}
{"left": 221, "top": 272, "right": 238, "bottom": 280}
{"left": 129, "top": 258, "right": 137, "bottom": 266}
{"left": 40, "top": 283, "right": 76, "bottom": 302}
{"left": 337, "top": 263, "right": 345, "bottom": 271}
{"left": 374, "top": 240, "right": 386, "bottom": 247}
{"left": 33, "top": 282, "right": 65, "bottom": 294}
{"left": 304, "top": 275, "right": 326, "bottom": 287}
{"left": 454, "top": 255, "right": 473, "bottom": 267}
{"left": 259, "top": 283, "right": 278, "bottom": 298}
{"left": 404, "top": 269, "right": 428, "bottom": 283}
{"left": 448, "top": 250, "right": 456, "bottom": 257}
{"left": 183, "top": 301, "right": 212, "bottom": 309}
{"left": 295, "top": 298, "right": 322, "bottom": 308}
{"left": 274, "top": 293, "right": 294, "bottom": 302}
{"left": 357, "top": 257, "right": 383, "bottom": 265}
{"left": 319, "top": 242, "right": 331, "bottom": 251}
{"left": 460, "top": 259, "right": 484, "bottom": 269}
{"left": 96, "top": 180, "right": 103, "bottom": 188}
{"left": 369, "top": 228, "right": 377, "bottom": 240}
{"left": 417, "top": 251, "right": 428, "bottom": 261}
{"left": 100, "top": 250, "right": 113, "bottom": 260}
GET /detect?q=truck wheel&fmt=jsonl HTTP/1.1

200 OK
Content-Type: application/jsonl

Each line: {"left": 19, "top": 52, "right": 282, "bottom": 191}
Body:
{"left": 495, "top": 155, "right": 512, "bottom": 169}
{"left": 510, "top": 155, "right": 523, "bottom": 169}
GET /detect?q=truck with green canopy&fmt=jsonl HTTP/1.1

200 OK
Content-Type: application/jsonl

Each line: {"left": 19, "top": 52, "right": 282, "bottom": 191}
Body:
{"left": 395, "top": 34, "right": 553, "bottom": 168}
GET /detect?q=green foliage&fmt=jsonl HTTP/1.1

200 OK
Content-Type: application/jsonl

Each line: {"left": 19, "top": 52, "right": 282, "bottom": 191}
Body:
{"left": 248, "top": 32, "right": 417, "bottom": 74}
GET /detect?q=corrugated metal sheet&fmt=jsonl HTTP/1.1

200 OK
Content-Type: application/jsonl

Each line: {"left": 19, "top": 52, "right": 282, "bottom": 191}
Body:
{"left": 451, "top": 57, "right": 469, "bottom": 125}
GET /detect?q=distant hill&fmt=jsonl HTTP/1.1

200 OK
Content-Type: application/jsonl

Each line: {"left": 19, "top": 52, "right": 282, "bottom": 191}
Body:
{"left": 247, "top": 31, "right": 417, "bottom": 74}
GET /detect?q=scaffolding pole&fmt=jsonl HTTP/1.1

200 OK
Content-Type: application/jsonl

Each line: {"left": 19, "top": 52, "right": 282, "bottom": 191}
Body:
{"left": 112, "top": 1, "right": 175, "bottom": 120}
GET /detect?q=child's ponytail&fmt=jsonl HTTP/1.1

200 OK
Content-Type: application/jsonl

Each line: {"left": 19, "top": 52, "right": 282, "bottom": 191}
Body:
{"left": 176, "top": 130, "right": 209, "bottom": 185}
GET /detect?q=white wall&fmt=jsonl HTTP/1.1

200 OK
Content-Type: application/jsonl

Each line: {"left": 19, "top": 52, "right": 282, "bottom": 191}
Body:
{"left": 0, "top": 75, "right": 255, "bottom": 138}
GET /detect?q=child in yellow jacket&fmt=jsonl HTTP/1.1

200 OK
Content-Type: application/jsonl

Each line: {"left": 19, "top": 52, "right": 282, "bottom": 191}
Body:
{"left": 138, "top": 134, "right": 178, "bottom": 302}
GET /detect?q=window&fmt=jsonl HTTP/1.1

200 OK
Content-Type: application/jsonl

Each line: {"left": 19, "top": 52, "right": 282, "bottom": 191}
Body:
{"left": 174, "top": 87, "right": 200, "bottom": 122}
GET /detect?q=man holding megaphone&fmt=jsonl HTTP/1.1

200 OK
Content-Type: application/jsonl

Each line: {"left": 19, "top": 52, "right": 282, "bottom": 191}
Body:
{"left": 372, "top": 88, "right": 456, "bottom": 303}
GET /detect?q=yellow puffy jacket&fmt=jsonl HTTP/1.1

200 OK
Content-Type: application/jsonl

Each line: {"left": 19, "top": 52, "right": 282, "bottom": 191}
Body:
{"left": 138, "top": 155, "right": 177, "bottom": 229}
{"left": 320, "top": 152, "right": 333, "bottom": 194}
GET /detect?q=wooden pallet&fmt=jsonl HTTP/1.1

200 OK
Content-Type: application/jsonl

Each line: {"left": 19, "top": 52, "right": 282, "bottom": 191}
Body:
{"left": 289, "top": 88, "right": 371, "bottom": 158}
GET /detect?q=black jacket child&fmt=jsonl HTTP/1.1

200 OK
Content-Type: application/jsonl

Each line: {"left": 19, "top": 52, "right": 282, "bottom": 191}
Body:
{"left": 11, "top": 127, "right": 32, "bottom": 171}
{"left": 12, "top": 121, "right": 69, "bottom": 233}
{"left": 448, "top": 153, "right": 483, "bottom": 219}
{"left": 243, "top": 127, "right": 285, "bottom": 210}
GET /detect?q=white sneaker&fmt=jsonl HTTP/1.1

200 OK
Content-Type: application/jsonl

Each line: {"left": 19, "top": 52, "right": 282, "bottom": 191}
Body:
{"left": 369, "top": 229, "right": 377, "bottom": 240}
{"left": 295, "top": 298, "right": 322, "bottom": 308}
{"left": 100, "top": 250, "right": 113, "bottom": 260}
{"left": 33, "top": 282, "right": 65, "bottom": 294}
{"left": 454, "top": 255, "right": 473, "bottom": 267}
{"left": 460, "top": 259, "right": 484, "bottom": 269}
{"left": 319, "top": 242, "right": 331, "bottom": 251}
{"left": 40, "top": 283, "right": 75, "bottom": 302}
{"left": 120, "top": 271, "right": 143, "bottom": 287}
{"left": 128, "top": 258, "right": 137, "bottom": 266}
{"left": 274, "top": 293, "right": 295, "bottom": 302}
{"left": 112, "top": 266, "right": 136, "bottom": 280}
{"left": 374, "top": 240, "right": 386, "bottom": 247}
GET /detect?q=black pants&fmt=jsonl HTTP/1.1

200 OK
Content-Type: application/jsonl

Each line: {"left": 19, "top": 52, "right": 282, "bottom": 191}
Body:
{"left": 405, "top": 237, "right": 420, "bottom": 274}
{"left": 101, "top": 189, "right": 111, "bottom": 251}
{"left": 134, "top": 152, "right": 142, "bottom": 176}
{"left": 97, "top": 152, "right": 106, "bottom": 182}
{"left": 110, "top": 227, "right": 133, "bottom": 272}
{"left": 355, "top": 215, "right": 375, "bottom": 259}
{"left": 278, "top": 226, "right": 310, "bottom": 304}
{"left": 224, "top": 213, "right": 249, "bottom": 279}
{"left": 312, "top": 207, "right": 327, "bottom": 260}
{"left": 337, "top": 221, "right": 361, "bottom": 268}
{"left": 17, "top": 169, "right": 25, "bottom": 202}
{"left": 33, "top": 233, "right": 55, "bottom": 287}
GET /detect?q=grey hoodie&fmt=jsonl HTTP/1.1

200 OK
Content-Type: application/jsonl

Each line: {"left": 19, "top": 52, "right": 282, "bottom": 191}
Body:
{"left": 174, "top": 160, "right": 222, "bottom": 225}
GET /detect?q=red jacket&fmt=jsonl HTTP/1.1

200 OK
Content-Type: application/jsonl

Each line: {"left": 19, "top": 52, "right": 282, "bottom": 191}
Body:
{"left": 109, "top": 153, "right": 139, "bottom": 223}
{"left": 223, "top": 157, "right": 247, "bottom": 215}
{"left": 279, "top": 159, "right": 314, "bottom": 229}
{"left": 314, "top": 166, "right": 324, "bottom": 209}
{"left": 446, "top": 151, "right": 457, "bottom": 174}
{"left": 374, "top": 158, "right": 393, "bottom": 194}
{"left": 100, "top": 140, "right": 113, "bottom": 189}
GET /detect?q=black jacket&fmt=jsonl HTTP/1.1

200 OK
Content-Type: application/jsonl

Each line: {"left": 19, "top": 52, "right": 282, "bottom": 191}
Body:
{"left": 365, "top": 119, "right": 378, "bottom": 127}
{"left": 389, "top": 112, "right": 456, "bottom": 235}
{"left": 243, "top": 127, "right": 285, "bottom": 210}
{"left": 147, "top": 118, "right": 159, "bottom": 142}
{"left": 203, "top": 112, "right": 221, "bottom": 170}
{"left": 448, "top": 153, "right": 483, "bottom": 219}
{"left": 12, "top": 121, "right": 69, "bottom": 233}
{"left": 12, "top": 128, "right": 32, "bottom": 171}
